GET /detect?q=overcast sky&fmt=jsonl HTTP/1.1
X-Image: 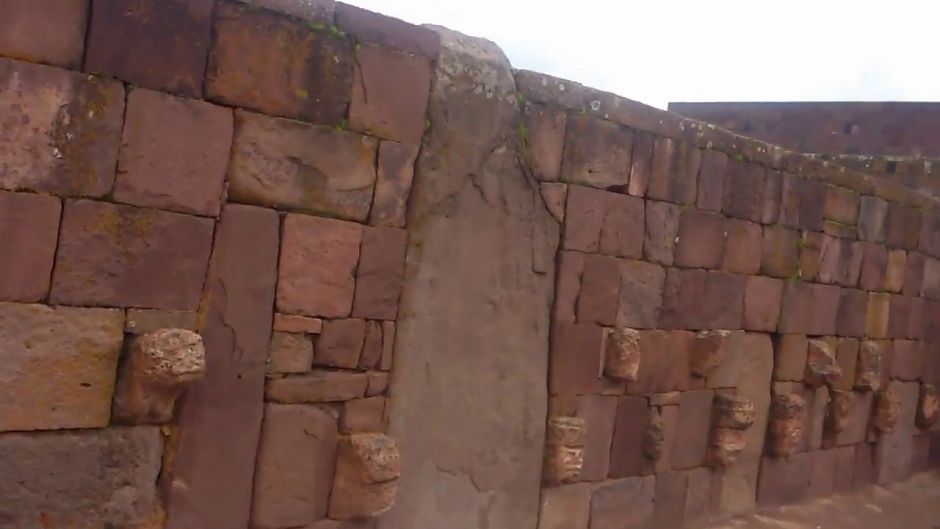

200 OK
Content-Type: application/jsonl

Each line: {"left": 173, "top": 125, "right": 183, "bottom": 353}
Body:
{"left": 346, "top": 0, "right": 940, "bottom": 109}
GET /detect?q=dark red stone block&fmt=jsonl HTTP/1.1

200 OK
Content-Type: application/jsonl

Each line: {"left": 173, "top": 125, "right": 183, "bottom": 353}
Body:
{"left": 334, "top": 2, "right": 441, "bottom": 58}
{"left": 660, "top": 269, "right": 745, "bottom": 330}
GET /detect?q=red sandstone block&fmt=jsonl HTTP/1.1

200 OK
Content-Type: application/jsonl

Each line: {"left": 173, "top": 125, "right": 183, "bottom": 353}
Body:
{"left": 648, "top": 138, "right": 701, "bottom": 205}
{"left": 744, "top": 276, "right": 783, "bottom": 332}
{"left": 0, "top": 0, "right": 87, "bottom": 68}
{"left": 818, "top": 237, "right": 863, "bottom": 287}
{"left": 799, "top": 231, "right": 824, "bottom": 282}
{"left": 697, "top": 150, "right": 727, "bottom": 212}
{"left": 554, "top": 251, "right": 585, "bottom": 324}
{"left": 778, "top": 172, "right": 802, "bottom": 228}
{"left": 615, "top": 259, "right": 665, "bottom": 329}
{"left": 561, "top": 115, "right": 633, "bottom": 189}
{"left": 722, "top": 160, "right": 765, "bottom": 222}
{"left": 358, "top": 320, "right": 383, "bottom": 369}
{"left": 349, "top": 43, "right": 431, "bottom": 143}
{"left": 757, "top": 453, "right": 812, "bottom": 508}
{"left": 522, "top": 102, "right": 566, "bottom": 182}
{"left": 274, "top": 313, "right": 324, "bottom": 334}
{"left": 675, "top": 209, "right": 726, "bottom": 269}
{"left": 762, "top": 169, "right": 783, "bottom": 224}
{"left": 884, "top": 250, "right": 906, "bottom": 293}
{"left": 0, "top": 59, "right": 124, "bottom": 198}
{"left": 891, "top": 340, "right": 924, "bottom": 381}
{"left": 885, "top": 202, "right": 922, "bottom": 251}
{"left": 114, "top": 89, "right": 232, "bottom": 216}
{"left": 904, "top": 251, "right": 926, "bottom": 296}
{"left": 659, "top": 269, "right": 745, "bottom": 330}
{"left": 628, "top": 131, "right": 654, "bottom": 197}
{"left": 206, "top": 2, "right": 353, "bottom": 125}
{"left": 810, "top": 283, "right": 841, "bottom": 336}
{"left": 722, "top": 219, "right": 762, "bottom": 274}
{"left": 778, "top": 280, "right": 814, "bottom": 334}
{"left": 799, "top": 179, "right": 828, "bottom": 231}
{"left": 562, "top": 185, "right": 605, "bottom": 252}
{"left": 824, "top": 185, "right": 860, "bottom": 226}
{"left": 570, "top": 395, "right": 619, "bottom": 481}
{"left": 341, "top": 396, "right": 387, "bottom": 433}
{"left": 859, "top": 195, "right": 888, "bottom": 242}
{"left": 652, "top": 470, "right": 689, "bottom": 528}
{"left": 643, "top": 201, "right": 680, "bottom": 266}
{"left": 608, "top": 396, "right": 650, "bottom": 477}
{"left": 774, "top": 334, "right": 808, "bottom": 381}
{"left": 926, "top": 301, "right": 940, "bottom": 344}
{"left": 834, "top": 338, "right": 860, "bottom": 391}
{"left": 577, "top": 254, "right": 621, "bottom": 326}
{"left": 550, "top": 322, "right": 603, "bottom": 395}
{"left": 315, "top": 319, "right": 366, "bottom": 369}
{"left": 887, "top": 295, "right": 915, "bottom": 340}
{"left": 628, "top": 330, "right": 693, "bottom": 395}
{"left": 0, "top": 192, "right": 61, "bottom": 302}
{"left": 921, "top": 211, "right": 940, "bottom": 258}
{"left": 837, "top": 288, "right": 868, "bottom": 338}
{"left": 334, "top": 2, "right": 441, "bottom": 58}
{"left": 84, "top": 0, "right": 213, "bottom": 97}
{"left": 268, "top": 332, "right": 314, "bottom": 374}
{"left": 859, "top": 242, "right": 888, "bottom": 291}
{"left": 599, "top": 193, "right": 644, "bottom": 259}
{"left": 278, "top": 214, "right": 363, "bottom": 318}
{"left": 760, "top": 225, "right": 800, "bottom": 278}
{"left": 352, "top": 226, "right": 407, "bottom": 321}
{"left": 50, "top": 200, "right": 213, "bottom": 309}
{"left": 671, "top": 389, "right": 714, "bottom": 469}
{"left": 866, "top": 293, "right": 891, "bottom": 339}
{"left": 370, "top": 141, "right": 418, "bottom": 228}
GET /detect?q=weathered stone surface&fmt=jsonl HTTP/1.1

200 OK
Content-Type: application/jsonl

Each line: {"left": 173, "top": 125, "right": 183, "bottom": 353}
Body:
{"left": 824, "top": 185, "right": 859, "bottom": 226}
{"left": 242, "top": 0, "right": 335, "bottom": 21}
{"left": 609, "top": 396, "right": 649, "bottom": 477}
{"left": 757, "top": 452, "right": 812, "bottom": 508}
{"left": 599, "top": 192, "right": 644, "bottom": 259}
{"left": 690, "top": 330, "right": 730, "bottom": 377}
{"left": 885, "top": 202, "right": 922, "bottom": 250}
{"left": 824, "top": 391, "right": 873, "bottom": 447}
{"left": 629, "top": 330, "right": 694, "bottom": 395}
{"left": 350, "top": 43, "right": 431, "bottom": 143}
{"left": 697, "top": 149, "right": 727, "bottom": 212}
{"left": 643, "top": 407, "right": 666, "bottom": 462}
{"left": 251, "top": 404, "right": 338, "bottom": 529}
{"left": 811, "top": 284, "right": 842, "bottom": 336}
{"left": 278, "top": 214, "right": 363, "bottom": 318}
{"left": 761, "top": 225, "right": 800, "bottom": 278}
{"left": 230, "top": 110, "right": 377, "bottom": 220}
{"left": 904, "top": 251, "right": 926, "bottom": 296}
{"left": 115, "top": 88, "right": 233, "bottom": 216}
{"left": 268, "top": 331, "right": 315, "bottom": 374}
{"left": 0, "top": 427, "right": 161, "bottom": 529}
{"left": 540, "top": 183, "right": 567, "bottom": 222}
{"left": 874, "top": 382, "right": 902, "bottom": 433}
{"left": 112, "top": 329, "right": 206, "bottom": 425}
{"left": 660, "top": 269, "right": 745, "bottom": 330}
{"left": 367, "top": 371, "right": 389, "bottom": 397}
{"left": 522, "top": 102, "right": 566, "bottom": 182}
{"left": 833, "top": 338, "right": 860, "bottom": 391}
{"left": 537, "top": 483, "right": 591, "bottom": 529}
{"left": 685, "top": 467, "right": 712, "bottom": 524}
{"left": 672, "top": 389, "right": 715, "bottom": 469}
{"left": 628, "top": 131, "right": 654, "bottom": 197}
{"left": 577, "top": 254, "right": 620, "bottom": 325}
{"left": 711, "top": 427, "right": 748, "bottom": 468}
{"left": 354, "top": 227, "right": 407, "bottom": 320}
{"left": 884, "top": 250, "right": 907, "bottom": 293}
{"left": 0, "top": 58, "right": 124, "bottom": 197}
{"left": 359, "top": 321, "right": 384, "bottom": 370}
{"left": 381, "top": 321, "right": 396, "bottom": 372}
{"left": 543, "top": 416, "right": 586, "bottom": 484}
{"left": 805, "top": 385, "right": 830, "bottom": 451}
{"left": 676, "top": 208, "right": 726, "bottom": 269}
{"left": 859, "top": 242, "right": 888, "bottom": 291}
{"left": 769, "top": 393, "right": 806, "bottom": 457}
{"left": 571, "top": 395, "right": 618, "bottom": 480}
{"left": 723, "top": 160, "right": 765, "bottom": 222}
{"left": 274, "top": 313, "right": 324, "bottom": 334}
{"left": 917, "top": 383, "right": 939, "bottom": 430}
{"left": 604, "top": 327, "right": 640, "bottom": 382}
{"left": 773, "top": 334, "right": 808, "bottom": 381}
{"left": 50, "top": 200, "right": 213, "bottom": 309}
{"left": 652, "top": 471, "right": 689, "bottom": 529}
{"left": 563, "top": 185, "right": 604, "bottom": 252}
{"left": 330, "top": 433, "right": 401, "bottom": 520}
{"left": 0, "top": 0, "right": 88, "bottom": 67}
{"left": 342, "top": 397, "right": 387, "bottom": 433}
{"left": 334, "top": 2, "right": 441, "bottom": 57}
{"left": 875, "top": 381, "right": 919, "bottom": 484}
{"left": 855, "top": 340, "right": 883, "bottom": 391}
{"left": 207, "top": 2, "right": 353, "bottom": 124}
{"left": 561, "top": 114, "right": 632, "bottom": 188}
{"left": 644, "top": 200, "right": 680, "bottom": 266}
{"left": 722, "top": 219, "right": 763, "bottom": 275}
{"left": 743, "top": 275, "right": 783, "bottom": 332}
{"left": 827, "top": 389, "right": 855, "bottom": 433}
{"left": 859, "top": 196, "right": 888, "bottom": 242}
{"left": 165, "top": 205, "right": 279, "bottom": 529}
{"left": 85, "top": 0, "right": 213, "bottom": 97}
{"left": 837, "top": 287, "right": 868, "bottom": 338}
{"left": 0, "top": 191, "right": 60, "bottom": 302}
{"left": 714, "top": 394, "right": 756, "bottom": 430}
{"left": 0, "top": 303, "right": 123, "bottom": 431}
{"left": 805, "top": 339, "right": 843, "bottom": 388}
{"left": 266, "top": 371, "right": 369, "bottom": 403}
{"left": 866, "top": 292, "right": 891, "bottom": 338}
{"left": 378, "top": 30, "right": 557, "bottom": 529}
{"left": 589, "top": 476, "right": 655, "bottom": 529}
{"left": 371, "top": 141, "right": 418, "bottom": 228}
{"left": 615, "top": 259, "right": 665, "bottom": 329}
{"left": 550, "top": 322, "right": 603, "bottom": 395}
{"left": 648, "top": 138, "right": 700, "bottom": 205}
{"left": 892, "top": 340, "right": 924, "bottom": 380}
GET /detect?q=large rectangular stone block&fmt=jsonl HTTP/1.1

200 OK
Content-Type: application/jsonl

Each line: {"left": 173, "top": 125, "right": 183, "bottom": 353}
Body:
{"left": 659, "top": 269, "right": 745, "bottom": 330}
{"left": 0, "top": 0, "right": 88, "bottom": 67}
{"left": 589, "top": 476, "right": 655, "bottom": 529}
{"left": 561, "top": 114, "right": 633, "bottom": 189}
{"left": 0, "top": 191, "right": 61, "bottom": 302}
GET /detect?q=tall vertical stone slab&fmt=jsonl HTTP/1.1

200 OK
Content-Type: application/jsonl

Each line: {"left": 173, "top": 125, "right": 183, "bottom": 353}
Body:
{"left": 165, "top": 205, "right": 279, "bottom": 529}
{"left": 379, "top": 28, "right": 558, "bottom": 529}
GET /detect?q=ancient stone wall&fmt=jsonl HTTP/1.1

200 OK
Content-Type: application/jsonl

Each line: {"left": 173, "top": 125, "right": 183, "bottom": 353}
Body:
{"left": 0, "top": 2, "right": 938, "bottom": 529}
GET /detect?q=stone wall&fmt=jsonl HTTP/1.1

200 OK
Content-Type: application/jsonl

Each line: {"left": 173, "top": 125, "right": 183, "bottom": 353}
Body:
{"left": 0, "top": 2, "right": 938, "bottom": 529}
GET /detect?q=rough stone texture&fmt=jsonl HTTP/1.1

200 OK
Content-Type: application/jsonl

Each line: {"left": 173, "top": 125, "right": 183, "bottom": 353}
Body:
{"left": 278, "top": 213, "right": 363, "bottom": 318}
{"left": 874, "top": 383, "right": 902, "bottom": 433}
{"left": 550, "top": 322, "right": 603, "bottom": 395}
{"left": 371, "top": 141, "right": 418, "bottom": 228}
{"left": 207, "top": 1, "right": 353, "bottom": 124}
{"left": 604, "top": 328, "right": 641, "bottom": 382}
{"left": 266, "top": 371, "right": 369, "bottom": 403}
{"left": 359, "top": 321, "right": 384, "bottom": 370}
{"left": 855, "top": 340, "right": 883, "bottom": 391}
{"left": 830, "top": 389, "right": 856, "bottom": 434}
{"left": 858, "top": 195, "right": 888, "bottom": 242}
{"left": 115, "top": 88, "right": 233, "bottom": 216}
{"left": 723, "top": 160, "right": 766, "bottom": 222}
{"left": 672, "top": 389, "right": 715, "bottom": 469}
{"left": 330, "top": 433, "right": 401, "bottom": 520}
{"left": 660, "top": 269, "right": 745, "bottom": 330}
{"left": 757, "top": 452, "right": 812, "bottom": 508}
{"left": 0, "top": 58, "right": 124, "bottom": 197}
{"left": 599, "top": 192, "right": 644, "bottom": 259}
{"left": 589, "top": 476, "right": 655, "bottom": 529}
{"left": 0, "top": 0, "right": 88, "bottom": 68}
{"left": 884, "top": 250, "right": 907, "bottom": 293}
{"left": 537, "top": 483, "right": 591, "bottom": 529}
{"left": 892, "top": 340, "right": 924, "bottom": 381}
{"left": 711, "top": 427, "right": 748, "bottom": 468}
{"left": 316, "top": 319, "right": 366, "bottom": 369}
{"left": 577, "top": 254, "right": 620, "bottom": 325}
{"left": 50, "top": 199, "right": 214, "bottom": 309}
{"left": 859, "top": 242, "right": 888, "bottom": 291}
{"left": 769, "top": 393, "right": 806, "bottom": 457}
{"left": 697, "top": 149, "right": 727, "bottom": 212}
{"left": 875, "top": 381, "right": 919, "bottom": 484}
{"left": 0, "top": 302, "right": 123, "bottom": 431}
{"left": 543, "top": 416, "right": 586, "bottom": 484}
{"left": 722, "top": 219, "right": 763, "bottom": 275}
{"left": 354, "top": 227, "right": 407, "bottom": 320}
{"left": 84, "top": 0, "right": 213, "bottom": 97}
{"left": 916, "top": 384, "right": 938, "bottom": 430}
{"left": 648, "top": 138, "right": 701, "bottom": 205}
{"left": 251, "top": 404, "right": 338, "bottom": 529}
{"left": 540, "top": 183, "right": 567, "bottom": 222}
{"left": 744, "top": 275, "right": 783, "bottom": 331}
{"left": 165, "top": 205, "right": 279, "bottom": 529}
{"left": 561, "top": 114, "right": 632, "bottom": 188}
{"left": 378, "top": 30, "right": 558, "bottom": 529}
{"left": 676, "top": 208, "right": 726, "bottom": 269}
{"left": 523, "top": 102, "right": 566, "bottom": 182}
{"left": 690, "top": 330, "right": 730, "bottom": 377}
{"left": 609, "top": 396, "right": 649, "bottom": 477}
{"left": 563, "top": 185, "right": 604, "bottom": 252}
{"left": 653, "top": 471, "right": 689, "bottom": 528}
{"left": 885, "top": 203, "right": 922, "bottom": 251}
{"left": 112, "top": 329, "right": 206, "bottom": 425}
{"left": 0, "top": 191, "right": 61, "bottom": 302}
{"left": 834, "top": 338, "right": 860, "bottom": 391}
{"left": 628, "top": 131, "right": 654, "bottom": 197}
{"left": 866, "top": 292, "right": 891, "bottom": 338}
{"left": 0, "top": 427, "right": 162, "bottom": 529}
{"left": 836, "top": 288, "right": 867, "bottom": 338}
{"left": 573, "top": 395, "right": 618, "bottom": 480}
{"left": 629, "top": 330, "right": 694, "bottom": 395}
{"left": 553, "top": 251, "right": 583, "bottom": 323}
{"left": 243, "top": 0, "right": 335, "bottom": 21}
{"left": 644, "top": 200, "right": 680, "bottom": 266}
{"left": 615, "top": 259, "right": 665, "bottom": 329}
{"left": 825, "top": 391, "right": 873, "bottom": 447}
{"left": 774, "top": 334, "right": 808, "bottom": 382}
{"left": 761, "top": 225, "right": 800, "bottom": 278}
{"left": 334, "top": 2, "right": 441, "bottom": 58}
{"left": 268, "top": 331, "right": 315, "bottom": 374}
{"left": 230, "top": 110, "right": 377, "bottom": 220}
{"left": 350, "top": 43, "right": 431, "bottom": 143}
{"left": 824, "top": 186, "right": 859, "bottom": 226}
{"left": 805, "top": 339, "right": 843, "bottom": 388}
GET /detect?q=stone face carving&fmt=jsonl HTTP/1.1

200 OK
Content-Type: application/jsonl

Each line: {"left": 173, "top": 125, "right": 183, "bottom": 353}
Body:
{"left": 328, "top": 433, "right": 401, "bottom": 520}
{"left": 643, "top": 408, "right": 665, "bottom": 461}
{"left": 604, "top": 327, "right": 641, "bottom": 382}
{"left": 543, "top": 416, "right": 586, "bottom": 484}
{"left": 916, "top": 383, "right": 939, "bottom": 430}
{"left": 711, "top": 428, "right": 747, "bottom": 468}
{"left": 874, "top": 383, "right": 902, "bottom": 433}
{"left": 112, "top": 328, "right": 206, "bottom": 425}
{"left": 710, "top": 394, "right": 754, "bottom": 467}
{"left": 826, "top": 389, "right": 855, "bottom": 433}
{"left": 854, "top": 340, "right": 882, "bottom": 392}
{"left": 690, "top": 330, "right": 730, "bottom": 377}
{"left": 769, "top": 393, "right": 806, "bottom": 457}
{"left": 805, "top": 339, "right": 842, "bottom": 388}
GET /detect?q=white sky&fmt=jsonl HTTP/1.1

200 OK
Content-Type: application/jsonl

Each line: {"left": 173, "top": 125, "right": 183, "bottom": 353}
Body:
{"left": 346, "top": 0, "right": 940, "bottom": 109}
